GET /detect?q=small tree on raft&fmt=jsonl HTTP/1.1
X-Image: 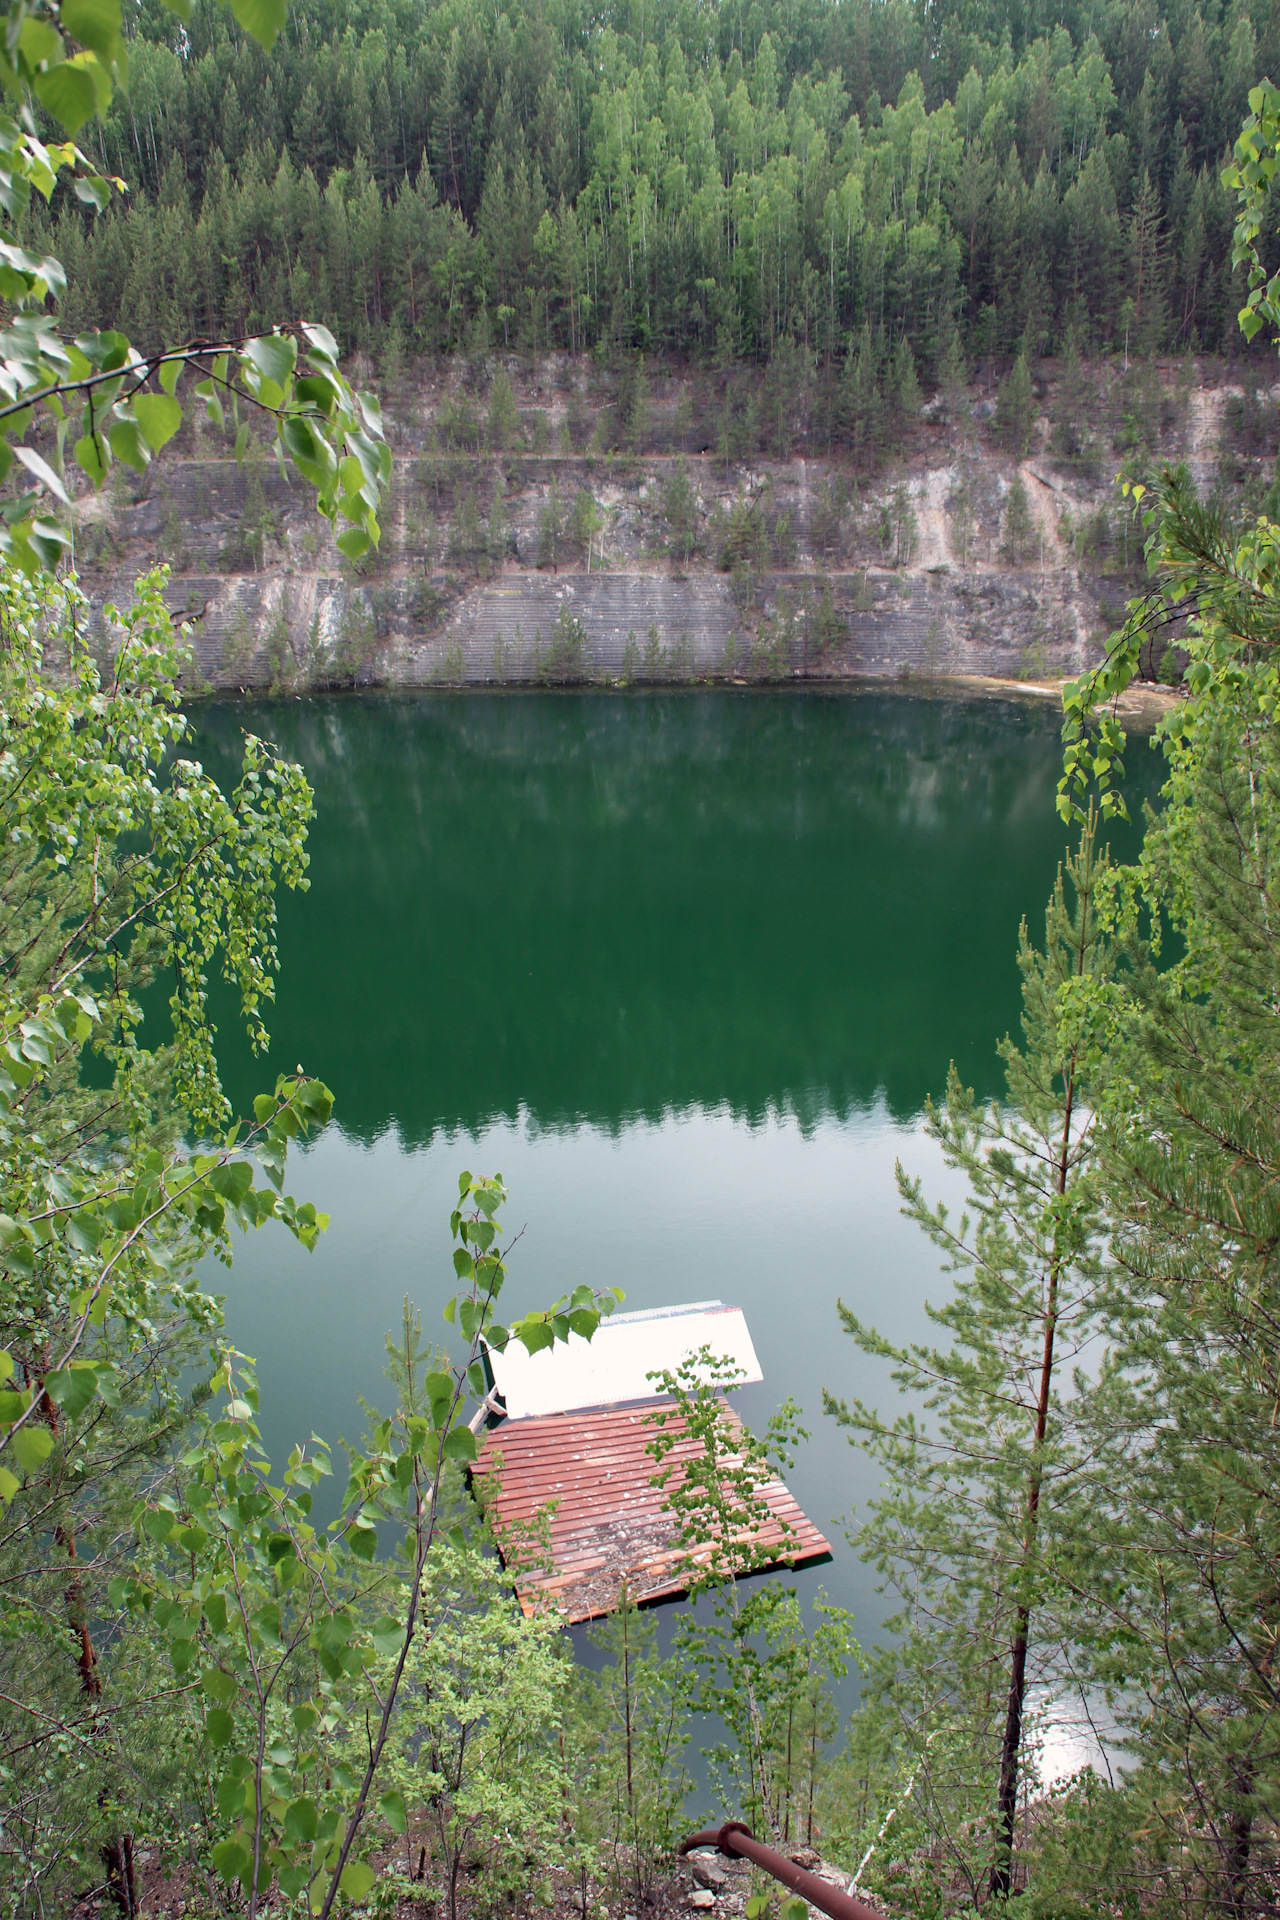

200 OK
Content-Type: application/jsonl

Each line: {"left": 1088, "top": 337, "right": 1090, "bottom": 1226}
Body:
{"left": 649, "top": 1348, "right": 858, "bottom": 1849}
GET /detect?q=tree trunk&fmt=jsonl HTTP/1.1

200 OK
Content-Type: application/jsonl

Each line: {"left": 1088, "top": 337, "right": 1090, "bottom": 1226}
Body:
{"left": 101, "top": 1836, "right": 138, "bottom": 1916}
{"left": 1222, "top": 1756, "right": 1255, "bottom": 1917}
{"left": 33, "top": 1371, "right": 138, "bottom": 1915}
{"left": 988, "top": 1048, "right": 1081, "bottom": 1894}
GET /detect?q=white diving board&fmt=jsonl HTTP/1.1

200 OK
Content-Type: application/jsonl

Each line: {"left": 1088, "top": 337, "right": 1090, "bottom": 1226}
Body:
{"left": 484, "top": 1299, "right": 763, "bottom": 1420}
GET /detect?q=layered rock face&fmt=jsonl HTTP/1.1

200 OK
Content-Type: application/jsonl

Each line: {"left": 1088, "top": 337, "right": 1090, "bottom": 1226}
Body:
{"left": 68, "top": 355, "right": 1257, "bottom": 691}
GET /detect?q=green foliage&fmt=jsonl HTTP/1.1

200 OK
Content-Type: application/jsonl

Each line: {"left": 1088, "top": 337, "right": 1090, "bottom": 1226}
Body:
{"left": 661, "top": 458, "right": 700, "bottom": 564}
{"left": 1116, "top": 357, "right": 1169, "bottom": 459}
{"left": 937, "top": 333, "right": 969, "bottom": 422}
{"left": 0, "top": 558, "right": 340, "bottom": 1916}
{"left": 648, "top": 1347, "right": 805, "bottom": 1597}
{"left": 447, "top": 485, "right": 497, "bottom": 576}
{"left": 996, "top": 353, "right": 1035, "bottom": 459}
{"left": 714, "top": 489, "right": 769, "bottom": 574}
{"left": 880, "top": 484, "right": 918, "bottom": 568}
{"left": 575, "top": 1593, "right": 691, "bottom": 1901}
{"left": 840, "top": 331, "right": 887, "bottom": 475}
{"left": 0, "top": 564, "right": 329, "bottom": 1475}
{"left": 571, "top": 488, "right": 603, "bottom": 570}
{"left": 828, "top": 823, "right": 1115, "bottom": 1900}
{"left": 537, "top": 486, "right": 567, "bottom": 571}
{"left": 486, "top": 367, "right": 519, "bottom": 451}
{"left": 891, "top": 338, "right": 922, "bottom": 436}
{"left": 121, "top": 1175, "right": 621, "bottom": 1920}
{"left": 649, "top": 1349, "right": 857, "bottom": 1845}
{"left": 805, "top": 578, "right": 845, "bottom": 660}
{"left": 809, "top": 479, "right": 850, "bottom": 565}
{"left": 1061, "top": 96, "right": 1280, "bottom": 824}
{"left": 393, "top": 1543, "right": 573, "bottom": 1920}
{"left": 535, "top": 600, "right": 590, "bottom": 683}
{"left": 0, "top": 584, "right": 624, "bottom": 1915}
{"left": 19, "top": 0, "right": 1249, "bottom": 378}
{"left": 1012, "top": 1771, "right": 1184, "bottom": 1920}
{"left": 1000, "top": 475, "right": 1034, "bottom": 566}
{"left": 687, "top": 1583, "right": 854, "bottom": 1854}
{"left": 1060, "top": 468, "right": 1280, "bottom": 820}
{"left": 948, "top": 468, "right": 977, "bottom": 567}
{"left": 436, "top": 392, "right": 483, "bottom": 453}
{"left": 832, "top": 87, "right": 1280, "bottom": 1920}
{"left": 1055, "top": 690, "right": 1280, "bottom": 1914}
{"left": 835, "top": 92, "right": 1280, "bottom": 1910}
{"left": 117, "top": 1353, "right": 382, "bottom": 1913}
{"left": 7, "top": 46, "right": 1280, "bottom": 1913}
{"left": 486, "top": 475, "right": 510, "bottom": 567}
{"left": 1051, "top": 335, "right": 1097, "bottom": 476}
{"left": 1225, "top": 80, "right": 1280, "bottom": 349}
{"left": 0, "top": 31, "right": 390, "bottom": 577}
{"left": 622, "top": 360, "right": 650, "bottom": 453}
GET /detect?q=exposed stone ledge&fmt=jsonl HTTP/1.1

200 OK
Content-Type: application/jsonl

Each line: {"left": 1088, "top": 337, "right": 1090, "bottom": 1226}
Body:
{"left": 65, "top": 354, "right": 1238, "bottom": 697}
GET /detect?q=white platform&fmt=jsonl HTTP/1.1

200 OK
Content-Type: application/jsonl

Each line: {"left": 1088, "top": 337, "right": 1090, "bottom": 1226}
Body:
{"left": 484, "top": 1299, "right": 763, "bottom": 1420}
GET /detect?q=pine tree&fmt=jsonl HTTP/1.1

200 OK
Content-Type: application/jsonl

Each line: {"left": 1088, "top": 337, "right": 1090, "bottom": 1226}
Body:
{"left": 890, "top": 335, "right": 922, "bottom": 441}
{"left": 487, "top": 365, "right": 519, "bottom": 450}
{"left": 948, "top": 465, "right": 977, "bottom": 568}
{"left": 841, "top": 328, "right": 885, "bottom": 474}
{"left": 661, "top": 458, "right": 699, "bottom": 565}
{"left": 1052, "top": 331, "right": 1093, "bottom": 469}
{"left": 1069, "top": 687, "right": 1280, "bottom": 1916}
{"left": 571, "top": 488, "right": 603, "bottom": 570}
{"left": 537, "top": 486, "right": 566, "bottom": 571}
{"left": 623, "top": 355, "right": 649, "bottom": 453}
{"left": 888, "top": 482, "right": 918, "bottom": 566}
{"left": 1178, "top": 170, "right": 1210, "bottom": 343}
{"left": 1126, "top": 169, "right": 1169, "bottom": 357}
{"left": 996, "top": 351, "right": 1035, "bottom": 457}
{"left": 1000, "top": 475, "right": 1034, "bottom": 566}
{"left": 938, "top": 329, "right": 969, "bottom": 425}
{"left": 827, "top": 821, "right": 1115, "bottom": 1899}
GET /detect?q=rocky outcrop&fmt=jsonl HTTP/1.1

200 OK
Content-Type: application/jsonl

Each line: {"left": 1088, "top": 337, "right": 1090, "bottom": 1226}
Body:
{"left": 68, "top": 355, "right": 1258, "bottom": 692}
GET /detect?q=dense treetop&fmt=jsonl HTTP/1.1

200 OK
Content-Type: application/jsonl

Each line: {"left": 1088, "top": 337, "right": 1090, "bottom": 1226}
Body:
{"left": 34, "top": 0, "right": 1275, "bottom": 369}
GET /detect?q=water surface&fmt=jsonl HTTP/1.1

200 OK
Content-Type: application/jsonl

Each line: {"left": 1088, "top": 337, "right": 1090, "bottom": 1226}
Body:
{"left": 190, "top": 688, "right": 1154, "bottom": 1670}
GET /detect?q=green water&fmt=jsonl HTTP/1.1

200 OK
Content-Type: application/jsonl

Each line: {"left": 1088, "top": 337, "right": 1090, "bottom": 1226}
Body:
{"left": 190, "top": 687, "right": 1155, "bottom": 1651}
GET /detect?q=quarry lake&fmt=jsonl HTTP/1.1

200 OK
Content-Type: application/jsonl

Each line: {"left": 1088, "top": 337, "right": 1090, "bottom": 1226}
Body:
{"left": 191, "top": 685, "right": 1154, "bottom": 1688}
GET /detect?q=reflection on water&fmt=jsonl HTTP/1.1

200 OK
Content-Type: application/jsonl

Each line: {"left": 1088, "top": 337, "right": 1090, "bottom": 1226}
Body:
{"left": 1034, "top": 1688, "right": 1124, "bottom": 1789}
{"left": 205, "top": 1103, "right": 963, "bottom": 1600}
{"left": 194, "top": 689, "right": 1146, "bottom": 1138}
{"left": 189, "top": 689, "right": 1156, "bottom": 1656}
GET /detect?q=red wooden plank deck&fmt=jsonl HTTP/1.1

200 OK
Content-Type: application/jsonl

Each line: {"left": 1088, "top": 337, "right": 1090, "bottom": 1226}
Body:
{"left": 473, "top": 1398, "right": 832, "bottom": 1623}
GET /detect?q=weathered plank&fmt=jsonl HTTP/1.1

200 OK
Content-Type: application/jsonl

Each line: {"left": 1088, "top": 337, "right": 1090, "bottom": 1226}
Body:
{"left": 473, "top": 1398, "right": 831, "bottom": 1623}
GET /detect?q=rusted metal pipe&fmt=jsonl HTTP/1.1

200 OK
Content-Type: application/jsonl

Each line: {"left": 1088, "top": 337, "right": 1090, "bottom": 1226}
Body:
{"left": 679, "top": 1825, "right": 884, "bottom": 1920}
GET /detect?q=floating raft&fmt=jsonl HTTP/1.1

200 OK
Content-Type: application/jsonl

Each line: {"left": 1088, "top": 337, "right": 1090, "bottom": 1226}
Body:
{"left": 473, "top": 1303, "right": 832, "bottom": 1624}
{"left": 484, "top": 1299, "right": 765, "bottom": 1420}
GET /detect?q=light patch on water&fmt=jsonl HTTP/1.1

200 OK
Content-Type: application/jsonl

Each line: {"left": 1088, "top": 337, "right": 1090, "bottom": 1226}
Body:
{"left": 1031, "top": 1688, "right": 1126, "bottom": 1790}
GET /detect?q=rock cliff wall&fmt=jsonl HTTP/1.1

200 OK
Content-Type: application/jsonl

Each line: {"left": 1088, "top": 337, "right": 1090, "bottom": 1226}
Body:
{"left": 67, "top": 354, "right": 1263, "bottom": 692}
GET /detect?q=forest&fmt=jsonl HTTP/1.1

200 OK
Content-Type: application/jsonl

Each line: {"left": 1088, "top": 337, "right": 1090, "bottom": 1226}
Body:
{"left": 30, "top": 0, "right": 1279, "bottom": 370}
